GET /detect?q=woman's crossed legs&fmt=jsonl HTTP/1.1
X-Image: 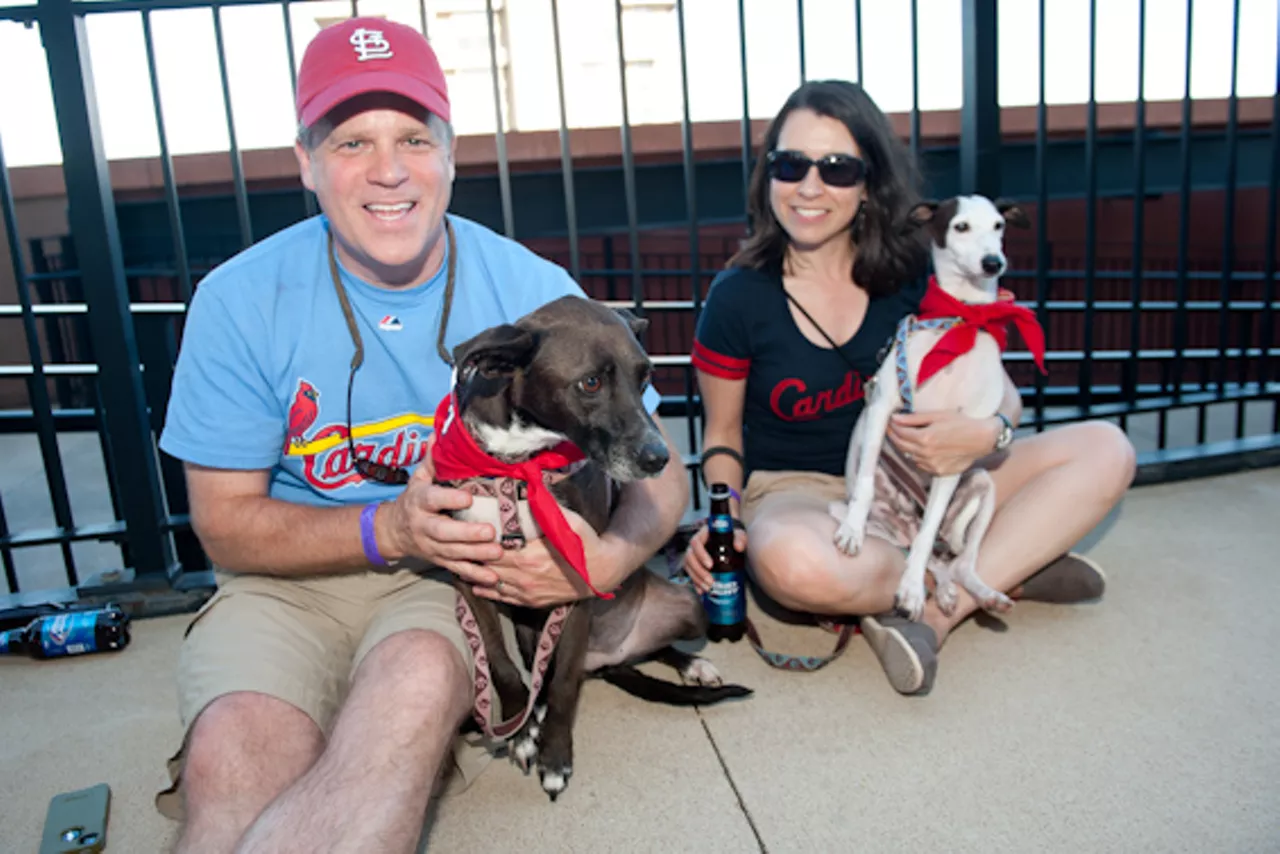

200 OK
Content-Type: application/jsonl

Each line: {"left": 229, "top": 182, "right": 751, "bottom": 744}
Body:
{"left": 745, "top": 420, "right": 1137, "bottom": 694}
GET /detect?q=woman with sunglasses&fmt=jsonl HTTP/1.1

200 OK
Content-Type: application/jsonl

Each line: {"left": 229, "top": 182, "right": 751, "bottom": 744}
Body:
{"left": 683, "top": 80, "right": 1136, "bottom": 696}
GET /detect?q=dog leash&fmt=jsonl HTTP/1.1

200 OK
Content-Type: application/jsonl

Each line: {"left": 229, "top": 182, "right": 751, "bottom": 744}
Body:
{"left": 456, "top": 594, "right": 572, "bottom": 740}
{"left": 663, "top": 536, "right": 859, "bottom": 673}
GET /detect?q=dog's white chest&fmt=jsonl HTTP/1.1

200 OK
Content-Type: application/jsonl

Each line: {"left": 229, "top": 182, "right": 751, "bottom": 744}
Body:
{"left": 904, "top": 327, "right": 1006, "bottom": 416}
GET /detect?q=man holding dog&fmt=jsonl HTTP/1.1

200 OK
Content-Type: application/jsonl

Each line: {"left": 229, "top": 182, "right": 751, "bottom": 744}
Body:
{"left": 155, "top": 17, "right": 687, "bottom": 853}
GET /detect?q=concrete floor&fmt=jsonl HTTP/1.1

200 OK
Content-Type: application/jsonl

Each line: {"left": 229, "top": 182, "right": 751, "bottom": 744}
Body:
{"left": 2, "top": 467, "right": 1278, "bottom": 853}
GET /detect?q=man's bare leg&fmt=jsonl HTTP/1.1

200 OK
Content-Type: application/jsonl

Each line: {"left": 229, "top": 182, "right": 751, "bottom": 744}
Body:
{"left": 233, "top": 629, "right": 470, "bottom": 854}
{"left": 176, "top": 693, "right": 325, "bottom": 854}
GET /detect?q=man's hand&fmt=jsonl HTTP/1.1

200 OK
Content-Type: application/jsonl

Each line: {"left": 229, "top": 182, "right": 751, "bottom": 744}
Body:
{"left": 376, "top": 463, "right": 506, "bottom": 586}
{"left": 473, "top": 508, "right": 610, "bottom": 609}
{"left": 888, "top": 409, "right": 1002, "bottom": 476}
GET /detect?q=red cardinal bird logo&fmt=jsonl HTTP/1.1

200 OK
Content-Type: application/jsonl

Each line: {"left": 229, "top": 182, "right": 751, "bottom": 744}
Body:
{"left": 284, "top": 380, "right": 320, "bottom": 454}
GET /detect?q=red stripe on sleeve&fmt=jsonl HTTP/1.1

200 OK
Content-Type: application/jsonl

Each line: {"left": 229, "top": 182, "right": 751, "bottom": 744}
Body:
{"left": 692, "top": 341, "right": 749, "bottom": 380}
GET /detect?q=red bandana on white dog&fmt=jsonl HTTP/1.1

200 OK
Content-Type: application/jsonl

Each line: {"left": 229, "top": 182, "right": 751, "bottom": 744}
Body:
{"left": 915, "top": 276, "right": 1048, "bottom": 385}
{"left": 430, "top": 394, "right": 611, "bottom": 599}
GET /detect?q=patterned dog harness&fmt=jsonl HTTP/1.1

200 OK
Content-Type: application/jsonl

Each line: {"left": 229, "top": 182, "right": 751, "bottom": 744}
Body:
{"left": 893, "top": 314, "right": 960, "bottom": 413}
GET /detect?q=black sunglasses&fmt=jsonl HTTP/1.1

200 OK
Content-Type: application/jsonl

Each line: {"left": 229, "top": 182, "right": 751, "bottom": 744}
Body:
{"left": 766, "top": 150, "right": 868, "bottom": 188}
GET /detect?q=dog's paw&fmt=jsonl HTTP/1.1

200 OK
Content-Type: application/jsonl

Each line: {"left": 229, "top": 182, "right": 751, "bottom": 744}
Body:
{"left": 538, "top": 761, "right": 573, "bottom": 802}
{"left": 979, "top": 590, "right": 1014, "bottom": 614}
{"left": 509, "top": 706, "right": 545, "bottom": 774}
{"left": 894, "top": 582, "right": 927, "bottom": 622}
{"left": 833, "top": 520, "right": 865, "bottom": 556}
{"left": 934, "top": 580, "right": 959, "bottom": 616}
{"left": 680, "top": 656, "right": 723, "bottom": 687}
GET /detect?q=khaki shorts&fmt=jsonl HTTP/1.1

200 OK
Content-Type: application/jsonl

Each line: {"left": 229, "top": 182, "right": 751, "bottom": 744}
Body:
{"left": 155, "top": 565, "right": 524, "bottom": 821}
{"left": 740, "top": 469, "right": 848, "bottom": 528}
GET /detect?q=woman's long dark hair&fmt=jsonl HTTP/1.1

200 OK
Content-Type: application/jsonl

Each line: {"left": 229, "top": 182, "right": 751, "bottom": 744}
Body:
{"left": 729, "top": 80, "right": 928, "bottom": 297}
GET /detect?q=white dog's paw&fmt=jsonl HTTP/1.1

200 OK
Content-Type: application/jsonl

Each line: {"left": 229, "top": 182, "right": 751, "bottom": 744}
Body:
{"left": 681, "top": 656, "right": 724, "bottom": 687}
{"left": 833, "top": 520, "right": 865, "bottom": 556}
{"left": 934, "top": 579, "right": 959, "bottom": 616}
{"left": 894, "top": 580, "right": 928, "bottom": 622}
{"left": 979, "top": 590, "right": 1014, "bottom": 614}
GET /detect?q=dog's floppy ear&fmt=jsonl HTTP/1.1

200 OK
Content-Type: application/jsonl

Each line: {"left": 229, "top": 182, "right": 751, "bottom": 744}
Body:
{"left": 995, "top": 198, "right": 1031, "bottom": 229}
{"left": 613, "top": 307, "right": 650, "bottom": 340}
{"left": 907, "top": 201, "right": 939, "bottom": 226}
{"left": 451, "top": 324, "right": 541, "bottom": 379}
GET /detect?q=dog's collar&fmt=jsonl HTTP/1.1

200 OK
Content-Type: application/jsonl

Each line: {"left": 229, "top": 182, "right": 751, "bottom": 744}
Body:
{"left": 430, "top": 393, "right": 610, "bottom": 599}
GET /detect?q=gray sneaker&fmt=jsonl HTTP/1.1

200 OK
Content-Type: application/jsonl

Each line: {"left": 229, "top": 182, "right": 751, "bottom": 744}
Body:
{"left": 1016, "top": 552, "right": 1107, "bottom": 604}
{"left": 860, "top": 613, "right": 938, "bottom": 696}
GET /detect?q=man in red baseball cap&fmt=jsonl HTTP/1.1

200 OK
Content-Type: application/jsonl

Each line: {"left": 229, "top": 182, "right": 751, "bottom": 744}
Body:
{"left": 157, "top": 16, "right": 687, "bottom": 854}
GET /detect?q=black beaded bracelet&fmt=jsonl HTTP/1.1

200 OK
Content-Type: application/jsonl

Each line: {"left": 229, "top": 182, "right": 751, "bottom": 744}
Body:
{"left": 700, "top": 445, "right": 744, "bottom": 487}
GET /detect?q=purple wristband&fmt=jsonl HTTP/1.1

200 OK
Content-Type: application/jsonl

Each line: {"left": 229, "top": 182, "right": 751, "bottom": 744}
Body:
{"left": 360, "top": 502, "right": 387, "bottom": 566}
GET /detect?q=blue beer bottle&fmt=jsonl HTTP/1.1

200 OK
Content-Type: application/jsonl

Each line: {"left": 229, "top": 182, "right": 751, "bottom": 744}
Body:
{"left": 702, "top": 483, "right": 746, "bottom": 642}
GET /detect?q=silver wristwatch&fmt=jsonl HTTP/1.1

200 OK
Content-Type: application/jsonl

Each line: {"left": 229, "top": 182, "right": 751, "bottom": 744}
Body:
{"left": 993, "top": 412, "right": 1014, "bottom": 451}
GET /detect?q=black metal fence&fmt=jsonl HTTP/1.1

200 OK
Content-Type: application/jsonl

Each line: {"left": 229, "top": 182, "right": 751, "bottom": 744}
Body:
{"left": 0, "top": 0, "right": 1276, "bottom": 611}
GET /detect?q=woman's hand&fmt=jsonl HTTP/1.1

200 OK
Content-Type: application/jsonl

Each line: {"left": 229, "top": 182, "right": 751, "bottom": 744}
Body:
{"left": 681, "top": 523, "right": 748, "bottom": 595}
{"left": 887, "top": 410, "right": 1002, "bottom": 476}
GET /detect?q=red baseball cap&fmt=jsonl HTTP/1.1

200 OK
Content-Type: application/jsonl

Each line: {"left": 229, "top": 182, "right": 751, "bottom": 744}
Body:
{"left": 295, "top": 17, "right": 451, "bottom": 128}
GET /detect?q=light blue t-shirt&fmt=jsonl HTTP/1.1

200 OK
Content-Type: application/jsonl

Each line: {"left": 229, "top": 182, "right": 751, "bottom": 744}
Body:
{"left": 159, "top": 214, "right": 659, "bottom": 508}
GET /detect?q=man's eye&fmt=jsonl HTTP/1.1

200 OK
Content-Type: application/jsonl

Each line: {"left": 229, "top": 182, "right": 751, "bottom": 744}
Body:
{"left": 578, "top": 376, "right": 603, "bottom": 394}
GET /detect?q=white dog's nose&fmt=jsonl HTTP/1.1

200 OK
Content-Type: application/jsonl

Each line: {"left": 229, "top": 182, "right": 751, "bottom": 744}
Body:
{"left": 981, "top": 255, "right": 1004, "bottom": 276}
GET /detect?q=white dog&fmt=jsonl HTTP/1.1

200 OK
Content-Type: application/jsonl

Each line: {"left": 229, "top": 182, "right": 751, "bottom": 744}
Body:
{"left": 830, "top": 195, "right": 1046, "bottom": 621}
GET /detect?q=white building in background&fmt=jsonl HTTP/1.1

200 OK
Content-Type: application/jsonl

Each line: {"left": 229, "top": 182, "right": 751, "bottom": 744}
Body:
{"left": 0, "top": 0, "right": 1272, "bottom": 169}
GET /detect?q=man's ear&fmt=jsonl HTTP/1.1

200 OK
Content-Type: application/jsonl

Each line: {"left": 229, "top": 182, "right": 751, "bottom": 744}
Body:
{"left": 995, "top": 198, "right": 1031, "bottom": 229}
{"left": 614, "top": 307, "right": 649, "bottom": 340}
{"left": 907, "top": 201, "right": 939, "bottom": 226}
{"left": 451, "top": 324, "right": 541, "bottom": 379}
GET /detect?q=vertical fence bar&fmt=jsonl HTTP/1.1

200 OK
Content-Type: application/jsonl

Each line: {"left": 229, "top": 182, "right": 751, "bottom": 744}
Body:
{"left": 1079, "top": 0, "right": 1097, "bottom": 414}
{"left": 854, "top": 0, "right": 863, "bottom": 84}
{"left": 1171, "top": 0, "right": 1193, "bottom": 414}
{"left": 211, "top": 5, "right": 254, "bottom": 249}
{"left": 1124, "top": 0, "right": 1147, "bottom": 429}
{"left": 909, "top": 0, "right": 920, "bottom": 159}
{"left": 796, "top": 0, "right": 806, "bottom": 83}
{"left": 1217, "top": 0, "right": 1240, "bottom": 405}
{"left": 37, "top": 0, "right": 174, "bottom": 579}
{"left": 960, "top": 0, "right": 1000, "bottom": 198}
{"left": 614, "top": 0, "right": 643, "bottom": 316}
{"left": 0, "top": 496, "right": 17, "bottom": 594}
{"left": 418, "top": 0, "right": 429, "bottom": 39}
{"left": 0, "top": 130, "right": 78, "bottom": 587}
{"left": 737, "top": 0, "right": 752, "bottom": 221}
{"left": 1033, "top": 0, "right": 1048, "bottom": 432}
{"left": 549, "top": 0, "right": 580, "bottom": 281}
{"left": 676, "top": 0, "right": 700, "bottom": 315}
{"left": 485, "top": 0, "right": 515, "bottom": 238}
{"left": 141, "top": 9, "right": 192, "bottom": 303}
{"left": 1259, "top": 17, "right": 1279, "bottom": 405}
{"left": 282, "top": 0, "right": 318, "bottom": 218}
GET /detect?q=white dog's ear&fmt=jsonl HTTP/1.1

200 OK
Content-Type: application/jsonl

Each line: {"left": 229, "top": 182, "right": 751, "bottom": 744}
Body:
{"left": 908, "top": 201, "right": 939, "bottom": 225}
{"left": 995, "top": 198, "right": 1031, "bottom": 229}
{"left": 613, "top": 307, "right": 649, "bottom": 340}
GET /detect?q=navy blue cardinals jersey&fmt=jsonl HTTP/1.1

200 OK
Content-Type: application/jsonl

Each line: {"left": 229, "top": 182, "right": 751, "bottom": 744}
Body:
{"left": 692, "top": 266, "right": 926, "bottom": 478}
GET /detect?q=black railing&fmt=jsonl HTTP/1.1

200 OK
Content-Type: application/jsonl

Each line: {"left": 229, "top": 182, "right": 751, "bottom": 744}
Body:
{"left": 0, "top": 0, "right": 1276, "bottom": 609}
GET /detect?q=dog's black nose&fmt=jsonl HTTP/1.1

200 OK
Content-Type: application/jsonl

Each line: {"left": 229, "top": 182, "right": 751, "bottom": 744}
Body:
{"left": 636, "top": 441, "right": 670, "bottom": 475}
{"left": 981, "top": 254, "right": 1005, "bottom": 276}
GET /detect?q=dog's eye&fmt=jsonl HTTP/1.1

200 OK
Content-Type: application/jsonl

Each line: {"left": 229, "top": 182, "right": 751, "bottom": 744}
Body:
{"left": 953, "top": 221, "right": 970, "bottom": 233}
{"left": 578, "top": 376, "right": 603, "bottom": 395}
{"left": 994, "top": 220, "right": 1004, "bottom": 231}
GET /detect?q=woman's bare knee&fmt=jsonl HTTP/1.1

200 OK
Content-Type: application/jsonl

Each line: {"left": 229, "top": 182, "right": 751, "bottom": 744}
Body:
{"left": 183, "top": 692, "right": 323, "bottom": 815}
{"left": 1076, "top": 420, "right": 1137, "bottom": 500}
{"left": 751, "top": 522, "right": 899, "bottom": 614}
{"left": 354, "top": 630, "right": 470, "bottom": 726}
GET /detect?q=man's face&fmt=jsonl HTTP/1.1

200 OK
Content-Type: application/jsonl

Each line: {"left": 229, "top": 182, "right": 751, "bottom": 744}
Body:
{"left": 295, "top": 93, "right": 456, "bottom": 288}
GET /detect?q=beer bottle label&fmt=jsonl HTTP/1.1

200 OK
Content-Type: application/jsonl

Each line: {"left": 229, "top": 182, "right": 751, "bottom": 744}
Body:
{"left": 709, "top": 513, "right": 733, "bottom": 535}
{"left": 0, "top": 630, "right": 14, "bottom": 654}
{"left": 37, "top": 612, "right": 99, "bottom": 657}
{"left": 702, "top": 572, "right": 747, "bottom": 625}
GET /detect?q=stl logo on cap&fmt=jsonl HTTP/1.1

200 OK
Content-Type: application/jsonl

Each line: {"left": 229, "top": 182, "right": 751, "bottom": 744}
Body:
{"left": 350, "top": 28, "right": 394, "bottom": 62}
